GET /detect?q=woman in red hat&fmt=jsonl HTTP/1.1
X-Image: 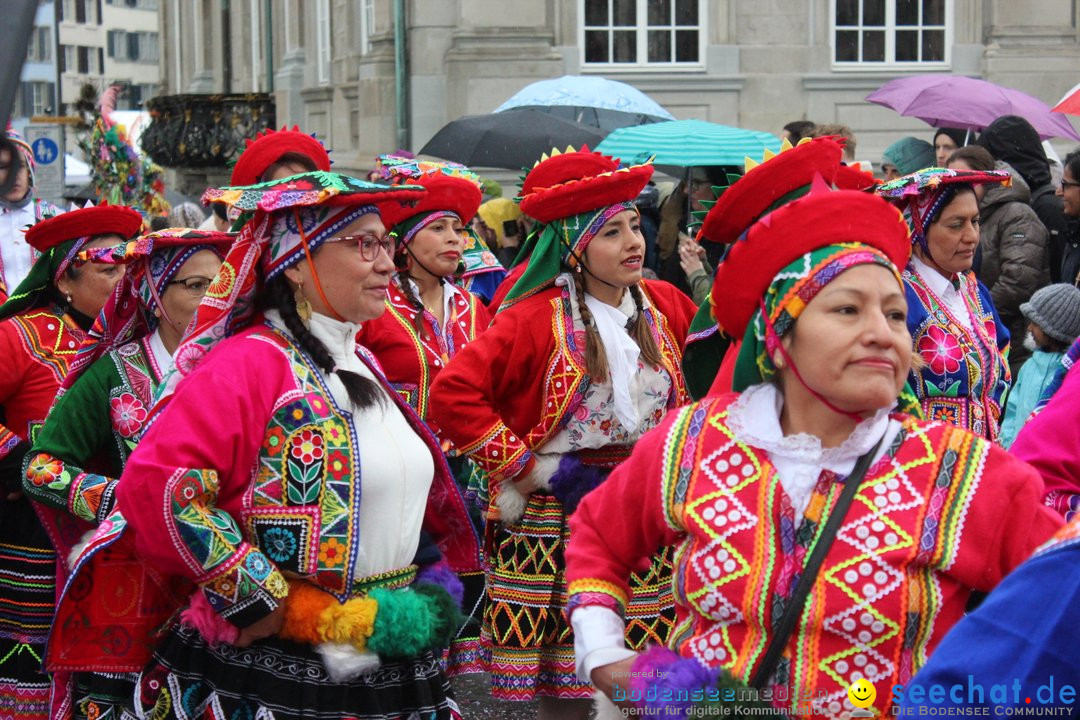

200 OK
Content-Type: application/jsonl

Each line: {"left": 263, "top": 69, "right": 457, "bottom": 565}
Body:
{"left": 356, "top": 158, "right": 491, "bottom": 676}
{"left": 0, "top": 204, "right": 142, "bottom": 720}
{"left": 429, "top": 148, "right": 697, "bottom": 719}
{"left": 230, "top": 126, "right": 332, "bottom": 186}
{"left": 564, "top": 188, "right": 1060, "bottom": 718}
{"left": 877, "top": 168, "right": 1013, "bottom": 442}
{"left": 21, "top": 228, "right": 232, "bottom": 720}
{"left": 53, "top": 173, "right": 479, "bottom": 719}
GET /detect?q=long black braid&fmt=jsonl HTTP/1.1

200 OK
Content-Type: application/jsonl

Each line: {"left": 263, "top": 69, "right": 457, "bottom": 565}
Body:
{"left": 395, "top": 269, "right": 428, "bottom": 337}
{"left": 263, "top": 276, "right": 384, "bottom": 410}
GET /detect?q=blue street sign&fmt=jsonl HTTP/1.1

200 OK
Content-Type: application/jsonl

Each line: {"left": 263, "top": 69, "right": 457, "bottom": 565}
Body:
{"left": 31, "top": 137, "right": 59, "bottom": 165}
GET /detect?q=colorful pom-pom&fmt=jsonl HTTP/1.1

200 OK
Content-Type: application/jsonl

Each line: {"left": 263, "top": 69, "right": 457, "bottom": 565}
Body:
{"left": 279, "top": 581, "right": 333, "bottom": 645}
{"left": 366, "top": 587, "right": 438, "bottom": 658}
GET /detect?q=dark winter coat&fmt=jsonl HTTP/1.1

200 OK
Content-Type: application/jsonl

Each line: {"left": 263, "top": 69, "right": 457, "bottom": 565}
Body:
{"left": 978, "top": 162, "right": 1051, "bottom": 372}
{"left": 978, "top": 116, "right": 1069, "bottom": 282}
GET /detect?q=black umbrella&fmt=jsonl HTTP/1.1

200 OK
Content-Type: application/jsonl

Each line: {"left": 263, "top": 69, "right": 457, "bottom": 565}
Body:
{"left": 419, "top": 109, "right": 607, "bottom": 171}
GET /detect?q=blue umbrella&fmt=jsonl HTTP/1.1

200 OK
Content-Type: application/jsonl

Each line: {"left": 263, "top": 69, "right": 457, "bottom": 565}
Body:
{"left": 595, "top": 119, "right": 782, "bottom": 167}
{"left": 494, "top": 75, "right": 675, "bottom": 131}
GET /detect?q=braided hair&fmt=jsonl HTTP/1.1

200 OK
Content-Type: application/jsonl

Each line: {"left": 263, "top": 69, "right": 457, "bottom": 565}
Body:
{"left": 263, "top": 276, "right": 384, "bottom": 410}
{"left": 395, "top": 269, "right": 428, "bottom": 337}
{"left": 572, "top": 275, "right": 665, "bottom": 384}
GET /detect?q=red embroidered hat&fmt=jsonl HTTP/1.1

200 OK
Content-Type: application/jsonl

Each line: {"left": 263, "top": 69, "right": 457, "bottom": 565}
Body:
{"left": 697, "top": 137, "right": 843, "bottom": 245}
{"left": 517, "top": 146, "right": 653, "bottom": 223}
{"left": 230, "top": 126, "right": 332, "bottom": 186}
{"left": 24, "top": 205, "right": 143, "bottom": 253}
{"left": 711, "top": 189, "right": 911, "bottom": 339}
{"left": 378, "top": 171, "right": 483, "bottom": 229}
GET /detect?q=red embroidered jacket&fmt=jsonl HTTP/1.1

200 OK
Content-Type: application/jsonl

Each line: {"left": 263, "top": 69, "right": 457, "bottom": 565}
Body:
{"left": 356, "top": 280, "right": 490, "bottom": 433}
{"left": 565, "top": 393, "right": 1062, "bottom": 715}
{"left": 429, "top": 279, "right": 697, "bottom": 504}
{"left": 0, "top": 308, "right": 85, "bottom": 461}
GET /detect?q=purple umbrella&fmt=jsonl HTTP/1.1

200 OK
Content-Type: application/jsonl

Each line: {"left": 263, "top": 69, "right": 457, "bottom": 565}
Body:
{"left": 866, "top": 75, "right": 1080, "bottom": 141}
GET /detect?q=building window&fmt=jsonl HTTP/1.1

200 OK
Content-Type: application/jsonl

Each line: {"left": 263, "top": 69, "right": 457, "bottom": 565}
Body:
{"left": 77, "top": 45, "right": 90, "bottom": 73}
{"left": 60, "top": 45, "right": 74, "bottom": 72}
{"left": 21, "top": 81, "right": 55, "bottom": 116}
{"left": 108, "top": 30, "right": 159, "bottom": 63}
{"left": 582, "top": 0, "right": 702, "bottom": 67}
{"left": 832, "top": 0, "right": 949, "bottom": 65}
{"left": 357, "top": 0, "right": 374, "bottom": 54}
{"left": 315, "top": 0, "right": 331, "bottom": 85}
{"left": 27, "top": 26, "right": 52, "bottom": 63}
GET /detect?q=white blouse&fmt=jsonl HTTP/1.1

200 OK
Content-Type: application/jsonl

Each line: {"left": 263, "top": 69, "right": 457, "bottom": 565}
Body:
{"left": 909, "top": 254, "right": 974, "bottom": 332}
{"left": 287, "top": 310, "right": 435, "bottom": 580}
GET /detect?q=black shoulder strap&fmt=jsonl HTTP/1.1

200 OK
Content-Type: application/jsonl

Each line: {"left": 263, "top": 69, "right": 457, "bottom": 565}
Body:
{"left": 749, "top": 436, "right": 885, "bottom": 689}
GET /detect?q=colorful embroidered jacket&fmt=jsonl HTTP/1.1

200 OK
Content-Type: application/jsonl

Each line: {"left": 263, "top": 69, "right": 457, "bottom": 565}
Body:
{"left": 904, "top": 265, "right": 1011, "bottom": 442}
{"left": 565, "top": 394, "right": 1061, "bottom": 716}
{"left": 25, "top": 336, "right": 167, "bottom": 525}
{"left": 430, "top": 279, "right": 696, "bottom": 494}
{"left": 356, "top": 279, "right": 491, "bottom": 432}
{"left": 46, "top": 323, "right": 481, "bottom": 673}
{"left": 0, "top": 307, "right": 85, "bottom": 469}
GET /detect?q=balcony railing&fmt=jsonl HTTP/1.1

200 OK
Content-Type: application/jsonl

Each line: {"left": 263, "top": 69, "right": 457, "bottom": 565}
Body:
{"left": 141, "top": 93, "right": 275, "bottom": 168}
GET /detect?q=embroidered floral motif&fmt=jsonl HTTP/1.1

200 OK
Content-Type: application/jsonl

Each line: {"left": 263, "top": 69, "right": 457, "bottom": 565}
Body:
{"left": 264, "top": 426, "right": 286, "bottom": 456}
{"left": 263, "top": 527, "right": 299, "bottom": 563}
{"left": 319, "top": 538, "right": 345, "bottom": 568}
{"left": 110, "top": 392, "right": 149, "bottom": 438}
{"left": 284, "top": 401, "right": 312, "bottom": 426}
{"left": 917, "top": 324, "right": 963, "bottom": 375}
{"left": 307, "top": 393, "right": 331, "bottom": 418}
{"left": 326, "top": 450, "right": 348, "bottom": 481}
{"left": 289, "top": 429, "right": 325, "bottom": 464}
{"left": 26, "top": 453, "right": 65, "bottom": 487}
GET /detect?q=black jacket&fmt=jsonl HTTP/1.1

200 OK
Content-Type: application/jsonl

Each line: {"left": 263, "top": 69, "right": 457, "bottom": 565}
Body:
{"left": 978, "top": 115, "right": 1069, "bottom": 281}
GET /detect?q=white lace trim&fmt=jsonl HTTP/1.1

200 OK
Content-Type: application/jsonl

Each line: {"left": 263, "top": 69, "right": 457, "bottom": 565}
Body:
{"left": 726, "top": 383, "right": 893, "bottom": 467}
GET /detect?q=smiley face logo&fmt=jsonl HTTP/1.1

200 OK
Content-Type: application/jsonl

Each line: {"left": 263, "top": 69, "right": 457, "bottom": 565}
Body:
{"left": 848, "top": 678, "right": 876, "bottom": 709}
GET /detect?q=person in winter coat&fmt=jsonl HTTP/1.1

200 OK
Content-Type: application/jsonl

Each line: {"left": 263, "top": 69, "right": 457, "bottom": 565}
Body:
{"left": 947, "top": 145, "right": 1050, "bottom": 373}
{"left": 1058, "top": 147, "right": 1080, "bottom": 285}
{"left": 978, "top": 115, "right": 1069, "bottom": 283}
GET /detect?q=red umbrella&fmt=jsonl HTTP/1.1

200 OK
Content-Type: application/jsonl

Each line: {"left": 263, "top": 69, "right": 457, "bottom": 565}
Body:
{"left": 1052, "top": 81, "right": 1080, "bottom": 116}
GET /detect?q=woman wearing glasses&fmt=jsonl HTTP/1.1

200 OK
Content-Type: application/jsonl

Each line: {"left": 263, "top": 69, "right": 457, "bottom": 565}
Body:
{"left": 49, "top": 173, "right": 480, "bottom": 719}
{"left": 356, "top": 159, "right": 491, "bottom": 675}
{"left": 1057, "top": 148, "right": 1080, "bottom": 285}
{"left": 22, "top": 228, "right": 231, "bottom": 719}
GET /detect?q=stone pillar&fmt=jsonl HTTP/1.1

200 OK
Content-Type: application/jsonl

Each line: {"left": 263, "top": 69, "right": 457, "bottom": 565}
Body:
{"left": 274, "top": 0, "right": 307, "bottom": 126}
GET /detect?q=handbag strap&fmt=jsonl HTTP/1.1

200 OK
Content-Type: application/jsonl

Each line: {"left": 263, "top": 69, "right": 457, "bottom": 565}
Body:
{"left": 749, "top": 435, "right": 886, "bottom": 689}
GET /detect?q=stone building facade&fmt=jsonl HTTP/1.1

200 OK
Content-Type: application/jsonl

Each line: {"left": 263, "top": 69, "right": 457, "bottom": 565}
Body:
{"left": 157, "top": 0, "right": 1080, "bottom": 179}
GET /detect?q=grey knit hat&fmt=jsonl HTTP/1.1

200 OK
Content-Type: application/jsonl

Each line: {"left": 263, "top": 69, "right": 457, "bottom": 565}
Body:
{"left": 1020, "top": 283, "right": 1080, "bottom": 344}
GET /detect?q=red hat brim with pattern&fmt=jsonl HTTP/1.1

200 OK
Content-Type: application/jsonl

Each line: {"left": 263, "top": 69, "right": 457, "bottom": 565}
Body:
{"left": 711, "top": 189, "right": 911, "bottom": 339}
{"left": 698, "top": 137, "right": 843, "bottom": 245}
{"left": 25, "top": 205, "right": 143, "bottom": 253}
{"left": 518, "top": 146, "right": 653, "bottom": 223}
{"left": 378, "top": 173, "right": 483, "bottom": 229}
{"left": 230, "top": 126, "right": 332, "bottom": 187}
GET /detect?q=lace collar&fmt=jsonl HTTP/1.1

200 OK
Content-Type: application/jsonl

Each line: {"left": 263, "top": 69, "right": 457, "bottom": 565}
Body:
{"left": 726, "top": 383, "right": 893, "bottom": 472}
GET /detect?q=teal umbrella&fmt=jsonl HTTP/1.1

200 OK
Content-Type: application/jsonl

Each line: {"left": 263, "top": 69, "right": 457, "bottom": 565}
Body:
{"left": 595, "top": 119, "right": 781, "bottom": 167}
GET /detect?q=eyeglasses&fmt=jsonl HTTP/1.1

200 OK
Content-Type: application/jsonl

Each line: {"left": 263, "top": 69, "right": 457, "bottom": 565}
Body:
{"left": 326, "top": 233, "right": 394, "bottom": 261}
{"left": 167, "top": 276, "right": 214, "bottom": 297}
{"left": 1061, "top": 179, "right": 1080, "bottom": 190}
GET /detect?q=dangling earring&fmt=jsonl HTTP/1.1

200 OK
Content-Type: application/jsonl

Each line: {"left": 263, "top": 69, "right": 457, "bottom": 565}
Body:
{"left": 772, "top": 351, "right": 785, "bottom": 370}
{"left": 66, "top": 293, "right": 72, "bottom": 305}
{"left": 295, "top": 283, "right": 313, "bottom": 325}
